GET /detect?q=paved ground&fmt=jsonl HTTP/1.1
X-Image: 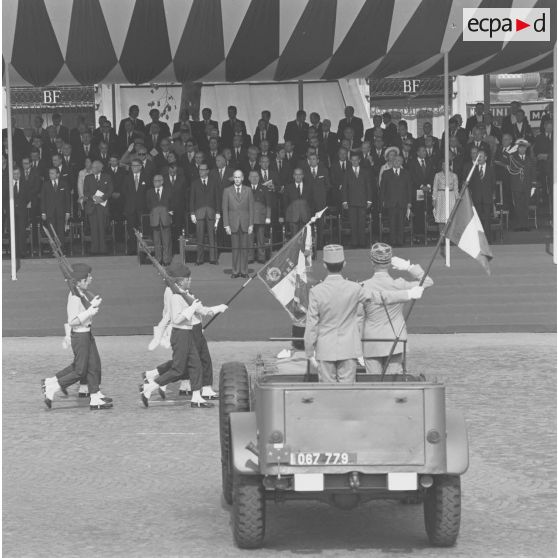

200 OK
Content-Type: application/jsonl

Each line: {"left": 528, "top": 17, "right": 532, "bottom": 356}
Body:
{"left": 2, "top": 333, "right": 556, "bottom": 557}
{"left": 2, "top": 244, "right": 556, "bottom": 337}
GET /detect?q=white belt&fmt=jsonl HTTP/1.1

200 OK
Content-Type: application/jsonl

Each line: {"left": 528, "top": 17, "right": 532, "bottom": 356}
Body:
{"left": 72, "top": 327, "right": 91, "bottom": 333}
{"left": 172, "top": 325, "right": 193, "bottom": 331}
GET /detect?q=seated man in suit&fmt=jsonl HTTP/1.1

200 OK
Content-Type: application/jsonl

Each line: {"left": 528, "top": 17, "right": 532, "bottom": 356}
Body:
{"left": 222, "top": 170, "right": 254, "bottom": 278}
{"left": 283, "top": 168, "right": 313, "bottom": 238}
{"left": 146, "top": 174, "right": 174, "bottom": 266}
{"left": 190, "top": 163, "right": 220, "bottom": 265}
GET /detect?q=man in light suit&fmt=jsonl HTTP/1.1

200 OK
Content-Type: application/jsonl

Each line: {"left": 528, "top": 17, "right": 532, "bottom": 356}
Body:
{"left": 361, "top": 243, "right": 431, "bottom": 375}
{"left": 222, "top": 170, "right": 254, "bottom": 278}
{"left": 304, "top": 245, "right": 423, "bottom": 384}
{"left": 146, "top": 174, "right": 173, "bottom": 266}
{"left": 190, "top": 163, "right": 220, "bottom": 265}
{"left": 83, "top": 160, "right": 113, "bottom": 254}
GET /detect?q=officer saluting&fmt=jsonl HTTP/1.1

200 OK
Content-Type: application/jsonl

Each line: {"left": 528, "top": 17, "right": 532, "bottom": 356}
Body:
{"left": 304, "top": 245, "right": 421, "bottom": 383}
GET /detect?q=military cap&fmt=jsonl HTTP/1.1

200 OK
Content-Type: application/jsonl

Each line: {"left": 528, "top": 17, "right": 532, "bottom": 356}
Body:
{"left": 384, "top": 146, "right": 400, "bottom": 158}
{"left": 370, "top": 242, "right": 393, "bottom": 264}
{"left": 516, "top": 139, "right": 530, "bottom": 148}
{"left": 323, "top": 244, "right": 345, "bottom": 264}
{"left": 167, "top": 262, "right": 191, "bottom": 278}
{"left": 70, "top": 263, "right": 92, "bottom": 281}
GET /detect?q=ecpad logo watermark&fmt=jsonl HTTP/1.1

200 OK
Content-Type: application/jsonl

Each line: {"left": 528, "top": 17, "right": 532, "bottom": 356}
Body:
{"left": 463, "top": 8, "right": 550, "bottom": 41}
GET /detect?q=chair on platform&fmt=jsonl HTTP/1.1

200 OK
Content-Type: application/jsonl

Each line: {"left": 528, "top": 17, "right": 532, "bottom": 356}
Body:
{"left": 528, "top": 205, "right": 538, "bottom": 229}
{"left": 37, "top": 221, "right": 73, "bottom": 257}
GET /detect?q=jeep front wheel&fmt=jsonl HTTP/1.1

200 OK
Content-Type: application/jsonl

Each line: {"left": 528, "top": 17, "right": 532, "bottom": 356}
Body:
{"left": 232, "top": 474, "right": 265, "bottom": 549}
{"left": 424, "top": 474, "right": 461, "bottom": 547}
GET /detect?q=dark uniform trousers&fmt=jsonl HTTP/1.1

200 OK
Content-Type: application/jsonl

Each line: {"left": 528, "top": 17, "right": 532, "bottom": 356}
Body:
{"left": 196, "top": 215, "right": 216, "bottom": 263}
{"left": 390, "top": 206, "right": 406, "bottom": 246}
{"left": 155, "top": 328, "right": 202, "bottom": 391}
{"left": 156, "top": 324, "right": 213, "bottom": 386}
{"left": 348, "top": 206, "right": 367, "bottom": 247}
{"left": 56, "top": 332, "right": 101, "bottom": 393}
{"left": 89, "top": 204, "right": 109, "bottom": 253}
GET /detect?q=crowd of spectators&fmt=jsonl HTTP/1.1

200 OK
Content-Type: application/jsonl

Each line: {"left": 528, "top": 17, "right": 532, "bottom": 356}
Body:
{"left": 1, "top": 99, "right": 553, "bottom": 261}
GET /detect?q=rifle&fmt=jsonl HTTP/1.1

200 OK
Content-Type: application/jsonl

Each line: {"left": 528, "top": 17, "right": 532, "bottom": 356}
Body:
{"left": 134, "top": 228, "right": 196, "bottom": 305}
{"left": 42, "top": 223, "right": 93, "bottom": 309}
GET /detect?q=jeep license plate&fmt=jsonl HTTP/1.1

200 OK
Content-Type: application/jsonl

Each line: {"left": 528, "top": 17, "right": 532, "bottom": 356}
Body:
{"left": 290, "top": 452, "right": 357, "bottom": 466}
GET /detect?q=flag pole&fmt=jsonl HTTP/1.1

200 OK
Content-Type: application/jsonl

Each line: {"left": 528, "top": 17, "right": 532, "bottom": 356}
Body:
{"left": 380, "top": 154, "right": 481, "bottom": 378}
{"left": 5, "top": 63, "right": 17, "bottom": 280}
{"left": 443, "top": 51, "right": 451, "bottom": 267}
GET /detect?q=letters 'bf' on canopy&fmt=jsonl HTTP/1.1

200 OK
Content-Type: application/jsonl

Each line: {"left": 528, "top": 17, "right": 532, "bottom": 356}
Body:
{"left": 2, "top": 0, "right": 556, "bottom": 87}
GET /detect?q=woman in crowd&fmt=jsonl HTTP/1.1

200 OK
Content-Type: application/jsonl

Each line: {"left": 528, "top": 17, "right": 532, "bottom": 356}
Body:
{"left": 77, "top": 157, "right": 93, "bottom": 213}
{"left": 432, "top": 152, "right": 459, "bottom": 256}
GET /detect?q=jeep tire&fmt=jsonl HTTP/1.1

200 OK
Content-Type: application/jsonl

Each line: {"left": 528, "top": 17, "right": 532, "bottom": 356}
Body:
{"left": 232, "top": 474, "right": 265, "bottom": 549}
{"left": 424, "top": 474, "right": 461, "bottom": 547}
{"left": 219, "top": 362, "right": 250, "bottom": 505}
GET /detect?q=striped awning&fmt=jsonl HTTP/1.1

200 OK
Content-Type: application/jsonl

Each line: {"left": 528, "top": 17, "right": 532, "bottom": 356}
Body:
{"left": 2, "top": 0, "right": 555, "bottom": 87}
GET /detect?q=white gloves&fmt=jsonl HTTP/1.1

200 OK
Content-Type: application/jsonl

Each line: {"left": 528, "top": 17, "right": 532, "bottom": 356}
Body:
{"left": 208, "top": 304, "right": 228, "bottom": 315}
{"left": 148, "top": 325, "right": 165, "bottom": 351}
{"left": 265, "top": 218, "right": 271, "bottom": 225}
{"left": 357, "top": 356, "right": 365, "bottom": 366}
{"left": 391, "top": 257, "right": 411, "bottom": 271}
{"left": 90, "top": 295, "right": 102, "bottom": 308}
{"left": 190, "top": 214, "right": 197, "bottom": 224}
{"left": 62, "top": 323, "right": 71, "bottom": 349}
{"left": 407, "top": 286, "right": 424, "bottom": 300}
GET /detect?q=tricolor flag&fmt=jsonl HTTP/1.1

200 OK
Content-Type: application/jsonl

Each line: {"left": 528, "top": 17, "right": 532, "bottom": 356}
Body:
{"left": 257, "top": 208, "right": 326, "bottom": 322}
{"left": 445, "top": 188, "right": 493, "bottom": 274}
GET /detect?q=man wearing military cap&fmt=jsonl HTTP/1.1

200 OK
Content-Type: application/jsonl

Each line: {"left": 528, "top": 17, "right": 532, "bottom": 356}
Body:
{"left": 509, "top": 139, "right": 537, "bottom": 231}
{"left": 41, "top": 263, "right": 113, "bottom": 410}
{"left": 304, "top": 245, "right": 424, "bottom": 383}
{"left": 361, "top": 243, "right": 433, "bottom": 375}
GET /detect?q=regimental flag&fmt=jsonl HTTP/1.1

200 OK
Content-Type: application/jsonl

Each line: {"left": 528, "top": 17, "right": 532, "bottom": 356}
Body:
{"left": 257, "top": 208, "right": 326, "bottom": 323}
{"left": 445, "top": 188, "right": 493, "bottom": 274}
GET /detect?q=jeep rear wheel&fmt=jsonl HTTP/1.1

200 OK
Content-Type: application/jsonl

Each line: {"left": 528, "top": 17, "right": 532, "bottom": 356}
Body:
{"left": 219, "top": 362, "right": 250, "bottom": 505}
{"left": 233, "top": 474, "right": 265, "bottom": 549}
{"left": 424, "top": 475, "right": 461, "bottom": 547}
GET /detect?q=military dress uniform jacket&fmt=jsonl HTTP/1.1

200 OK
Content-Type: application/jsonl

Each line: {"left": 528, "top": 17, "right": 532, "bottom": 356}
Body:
{"left": 360, "top": 268, "right": 433, "bottom": 357}
{"left": 248, "top": 183, "right": 271, "bottom": 225}
{"left": 283, "top": 181, "right": 313, "bottom": 224}
{"left": 304, "top": 275, "right": 413, "bottom": 361}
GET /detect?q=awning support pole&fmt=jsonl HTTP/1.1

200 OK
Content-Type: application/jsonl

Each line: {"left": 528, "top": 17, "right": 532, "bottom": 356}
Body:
{"left": 5, "top": 63, "right": 17, "bottom": 280}
{"left": 553, "top": 44, "right": 557, "bottom": 264}
{"left": 443, "top": 51, "right": 450, "bottom": 266}
{"left": 298, "top": 80, "right": 303, "bottom": 111}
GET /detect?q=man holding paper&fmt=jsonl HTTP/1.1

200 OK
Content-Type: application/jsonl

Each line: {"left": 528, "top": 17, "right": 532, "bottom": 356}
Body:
{"left": 83, "top": 160, "right": 113, "bottom": 254}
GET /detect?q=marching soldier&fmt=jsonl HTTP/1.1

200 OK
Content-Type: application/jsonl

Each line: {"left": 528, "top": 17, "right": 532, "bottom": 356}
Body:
{"left": 304, "top": 245, "right": 423, "bottom": 383}
{"left": 41, "top": 263, "right": 113, "bottom": 410}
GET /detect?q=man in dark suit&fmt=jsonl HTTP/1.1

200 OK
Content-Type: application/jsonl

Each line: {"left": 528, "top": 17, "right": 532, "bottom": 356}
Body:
{"left": 258, "top": 154, "right": 282, "bottom": 244}
{"left": 93, "top": 119, "right": 118, "bottom": 152}
{"left": 164, "top": 163, "right": 188, "bottom": 233}
{"left": 468, "top": 149, "right": 495, "bottom": 238}
{"left": 118, "top": 119, "right": 143, "bottom": 155}
{"left": 118, "top": 105, "right": 145, "bottom": 138}
{"left": 260, "top": 110, "right": 279, "bottom": 151}
{"left": 328, "top": 146, "right": 349, "bottom": 210}
{"left": 371, "top": 136, "right": 386, "bottom": 168}
{"left": 337, "top": 106, "right": 364, "bottom": 144}
{"left": 246, "top": 170, "right": 271, "bottom": 263}
{"left": 408, "top": 145, "right": 436, "bottom": 236}
{"left": 509, "top": 109, "right": 534, "bottom": 144}
{"left": 123, "top": 158, "right": 149, "bottom": 252}
{"left": 415, "top": 122, "right": 440, "bottom": 151}
{"left": 303, "top": 153, "right": 330, "bottom": 249}
{"left": 172, "top": 108, "right": 193, "bottom": 136}
{"left": 145, "top": 122, "right": 166, "bottom": 152}
{"left": 380, "top": 155, "right": 412, "bottom": 247}
{"left": 395, "top": 120, "right": 415, "bottom": 153}
{"left": 194, "top": 108, "right": 219, "bottom": 144}
{"left": 230, "top": 135, "right": 248, "bottom": 170}
{"left": 221, "top": 106, "right": 247, "bottom": 149}
{"left": 153, "top": 137, "right": 174, "bottom": 172}
{"left": 341, "top": 152, "right": 373, "bottom": 248}
{"left": 501, "top": 101, "right": 522, "bottom": 137}
{"left": 442, "top": 117, "right": 469, "bottom": 152}
{"left": 534, "top": 119, "right": 553, "bottom": 207}
{"left": 21, "top": 156, "right": 42, "bottom": 222}
{"left": 424, "top": 135, "right": 442, "bottom": 172}
{"left": 74, "top": 131, "right": 98, "bottom": 169}
{"left": 483, "top": 112, "right": 502, "bottom": 143}
{"left": 382, "top": 113, "right": 398, "bottom": 147}
{"left": 204, "top": 138, "right": 221, "bottom": 169}
{"left": 321, "top": 119, "right": 339, "bottom": 166}
{"left": 12, "top": 167, "right": 31, "bottom": 258}
{"left": 97, "top": 141, "right": 112, "bottom": 171}
{"left": 20, "top": 128, "right": 36, "bottom": 161}
{"left": 223, "top": 170, "right": 254, "bottom": 277}
{"left": 467, "top": 126, "right": 492, "bottom": 163}
{"left": 364, "top": 114, "right": 384, "bottom": 144}
{"left": 83, "top": 160, "right": 113, "bottom": 254}
{"left": 190, "top": 163, "right": 220, "bottom": 265}
{"left": 242, "top": 146, "right": 260, "bottom": 181}
{"left": 466, "top": 102, "right": 485, "bottom": 136}
{"left": 284, "top": 110, "right": 310, "bottom": 158}
{"left": 253, "top": 119, "right": 274, "bottom": 150}
{"left": 41, "top": 167, "right": 71, "bottom": 245}
{"left": 106, "top": 155, "right": 126, "bottom": 221}
{"left": 143, "top": 174, "right": 172, "bottom": 265}
{"left": 283, "top": 168, "right": 313, "bottom": 237}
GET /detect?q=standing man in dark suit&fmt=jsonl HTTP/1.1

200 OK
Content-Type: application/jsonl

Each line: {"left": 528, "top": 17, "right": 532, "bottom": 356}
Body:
{"left": 466, "top": 102, "right": 485, "bottom": 136}
{"left": 509, "top": 139, "right": 537, "bottom": 231}
{"left": 147, "top": 109, "right": 171, "bottom": 140}
{"left": 106, "top": 155, "right": 126, "bottom": 222}
{"left": 190, "top": 163, "right": 220, "bottom": 265}
{"left": 118, "top": 105, "right": 145, "bottom": 139}
{"left": 12, "top": 167, "right": 31, "bottom": 258}
{"left": 328, "top": 146, "right": 349, "bottom": 211}
{"left": 408, "top": 145, "right": 436, "bottom": 237}
{"left": 283, "top": 168, "right": 313, "bottom": 238}
{"left": 380, "top": 155, "right": 412, "bottom": 247}
{"left": 221, "top": 106, "right": 247, "bottom": 149}
{"left": 75, "top": 131, "right": 98, "bottom": 169}
{"left": 253, "top": 119, "right": 272, "bottom": 150}
{"left": 146, "top": 174, "right": 174, "bottom": 265}
{"left": 222, "top": 170, "right": 254, "bottom": 278}
{"left": 364, "top": 114, "right": 384, "bottom": 144}
{"left": 93, "top": 120, "right": 118, "bottom": 153}
{"left": 118, "top": 120, "right": 142, "bottom": 155}
{"left": 83, "top": 160, "right": 113, "bottom": 254}
{"left": 337, "top": 106, "right": 364, "bottom": 144}
{"left": 260, "top": 110, "right": 279, "bottom": 150}
{"left": 172, "top": 108, "right": 193, "bottom": 136}
{"left": 321, "top": 119, "right": 339, "bottom": 166}
{"left": 534, "top": 119, "right": 553, "bottom": 208}
{"left": 21, "top": 156, "right": 42, "bottom": 223}
{"left": 395, "top": 120, "right": 415, "bottom": 153}
{"left": 41, "top": 167, "right": 71, "bottom": 245}
{"left": 284, "top": 110, "right": 310, "bottom": 158}
{"left": 303, "top": 153, "right": 330, "bottom": 249}
{"left": 468, "top": 150, "right": 495, "bottom": 239}
{"left": 467, "top": 126, "right": 492, "bottom": 163}
{"left": 509, "top": 109, "right": 534, "bottom": 144}
{"left": 442, "top": 117, "right": 469, "bottom": 153}
{"left": 483, "top": 112, "right": 502, "bottom": 143}
{"left": 123, "top": 158, "right": 149, "bottom": 252}
{"left": 259, "top": 154, "right": 282, "bottom": 244}
{"left": 501, "top": 101, "right": 522, "bottom": 137}
{"left": 194, "top": 108, "right": 219, "bottom": 144}
{"left": 51, "top": 113, "right": 70, "bottom": 144}
{"left": 165, "top": 163, "right": 188, "bottom": 234}
{"left": 246, "top": 170, "right": 271, "bottom": 263}
{"left": 382, "top": 113, "right": 398, "bottom": 147}
{"left": 341, "top": 152, "right": 373, "bottom": 248}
